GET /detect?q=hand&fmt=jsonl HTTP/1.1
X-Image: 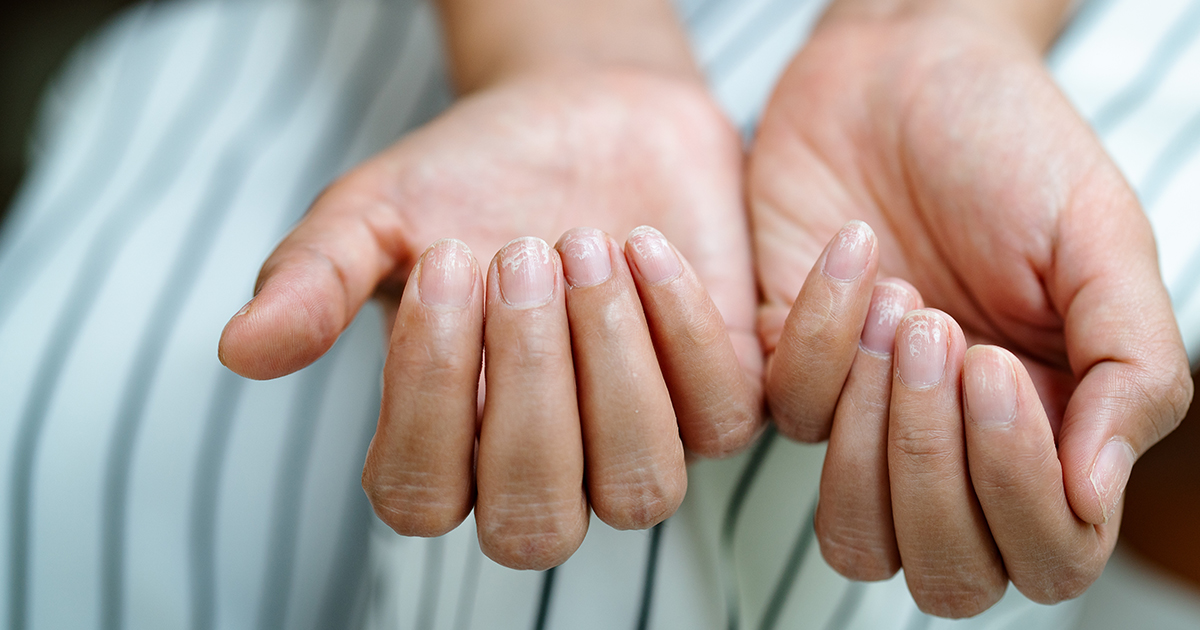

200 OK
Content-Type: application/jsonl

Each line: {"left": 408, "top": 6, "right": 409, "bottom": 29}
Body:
{"left": 749, "top": 9, "right": 1193, "bottom": 617}
{"left": 218, "top": 69, "right": 762, "bottom": 569}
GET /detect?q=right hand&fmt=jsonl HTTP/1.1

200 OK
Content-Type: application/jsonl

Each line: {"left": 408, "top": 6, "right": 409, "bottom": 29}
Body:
{"left": 217, "top": 69, "right": 763, "bottom": 569}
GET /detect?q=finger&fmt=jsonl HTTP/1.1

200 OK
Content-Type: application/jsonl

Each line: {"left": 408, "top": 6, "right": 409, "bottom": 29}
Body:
{"left": 476, "top": 237, "right": 588, "bottom": 570}
{"left": 1053, "top": 185, "right": 1194, "bottom": 525}
{"left": 889, "top": 309, "right": 1006, "bottom": 618}
{"left": 816, "top": 279, "right": 920, "bottom": 581}
{"left": 218, "top": 166, "right": 411, "bottom": 379}
{"left": 556, "top": 228, "right": 687, "bottom": 530}
{"left": 624, "top": 226, "right": 763, "bottom": 457}
{"left": 766, "top": 220, "right": 880, "bottom": 442}
{"left": 361, "top": 239, "right": 483, "bottom": 537}
{"left": 963, "top": 345, "right": 1114, "bottom": 604}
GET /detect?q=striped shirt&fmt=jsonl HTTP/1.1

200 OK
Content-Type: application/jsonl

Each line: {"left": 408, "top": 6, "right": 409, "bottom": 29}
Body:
{"left": 0, "top": 0, "right": 1197, "bottom": 629}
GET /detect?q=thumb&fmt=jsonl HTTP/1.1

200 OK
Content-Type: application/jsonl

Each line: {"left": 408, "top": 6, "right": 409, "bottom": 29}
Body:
{"left": 218, "top": 166, "right": 413, "bottom": 379}
{"left": 1054, "top": 180, "right": 1193, "bottom": 525}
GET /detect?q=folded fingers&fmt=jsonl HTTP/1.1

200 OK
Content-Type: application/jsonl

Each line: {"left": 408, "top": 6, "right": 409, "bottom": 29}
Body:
{"left": 366, "top": 226, "right": 764, "bottom": 569}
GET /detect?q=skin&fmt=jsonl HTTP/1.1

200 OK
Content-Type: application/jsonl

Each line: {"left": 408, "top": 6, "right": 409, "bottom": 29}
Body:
{"left": 756, "top": 0, "right": 1193, "bottom": 617}
{"left": 218, "top": 0, "right": 761, "bottom": 570}
{"left": 217, "top": 0, "right": 1195, "bottom": 616}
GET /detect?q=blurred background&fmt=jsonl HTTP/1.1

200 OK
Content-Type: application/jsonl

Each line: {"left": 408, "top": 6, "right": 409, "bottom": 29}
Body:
{"left": 0, "top": 0, "right": 138, "bottom": 225}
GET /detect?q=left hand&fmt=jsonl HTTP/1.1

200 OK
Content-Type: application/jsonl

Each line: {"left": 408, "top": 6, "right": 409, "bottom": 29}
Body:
{"left": 219, "top": 67, "right": 763, "bottom": 569}
{"left": 749, "top": 6, "right": 1193, "bottom": 617}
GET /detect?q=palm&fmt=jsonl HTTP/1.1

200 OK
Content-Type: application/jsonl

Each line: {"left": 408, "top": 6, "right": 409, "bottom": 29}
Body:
{"left": 749, "top": 19, "right": 1127, "bottom": 422}
{"left": 358, "top": 70, "right": 755, "bottom": 342}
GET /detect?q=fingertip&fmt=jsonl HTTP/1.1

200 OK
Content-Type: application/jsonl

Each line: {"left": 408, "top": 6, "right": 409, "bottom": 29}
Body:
{"left": 217, "top": 278, "right": 342, "bottom": 380}
{"left": 1088, "top": 438, "right": 1137, "bottom": 524}
{"left": 491, "top": 236, "right": 560, "bottom": 308}
{"left": 1058, "top": 357, "right": 1189, "bottom": 525}
{"left": 591, "top": 465, "right": 687, "bottom": 531}
{"left": 963, "top": 345, "right": 1020, "bottom": 431}
{"left": 416, "top": 238, "right": 479, "bottom": 309}
{"left": 894, "top": 309, "right": 956, "bottom": 390}
{"left": 625, "top": 225, "right": 683, "bottom": 285}
{"left": 859, "top": 280, "right": 920, "bottom": 356}
{"left": 556, "top": 227, "right": 616, "bottom": 289}
{"left": 477, "top": 498, "right": 590, "bottom": 570}
{"left": 821, "top": 220, "right": 877, "bottom": 282}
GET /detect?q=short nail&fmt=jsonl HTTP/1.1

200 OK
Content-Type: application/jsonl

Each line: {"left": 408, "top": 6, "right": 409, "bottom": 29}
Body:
{"left": 823, "top": 221, "right": 873, "bottom": 281}
{"left": 498, "top": 237, "right": 555, "bottom": 307}
{"left": 860, "top": 283, "right": 910, "bottom": 355}
{"left": 965, "top": 348, "right": 1017, "bottom": 429}
{"left": 627, "top": 226, "right": 682, "bottom": 283}
{"left": 419, "top": 239, "right": 475, "bottom": 308}
{"left": 558, "top": 228, "right": 612, "bottom": 288}
{"left": 1091, "top": 439, "right": 1136, "bottom": 522}
{"left": 896, "top": 312, "right": 947, "bottom": 388}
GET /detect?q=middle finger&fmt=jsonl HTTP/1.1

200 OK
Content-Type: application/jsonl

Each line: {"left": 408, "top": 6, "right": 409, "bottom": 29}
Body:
{"left": 476, "top": 237, "right": 588, "bottom": 570}
{"left": 888, "top": 309, "right": 1006, "bottom": 618}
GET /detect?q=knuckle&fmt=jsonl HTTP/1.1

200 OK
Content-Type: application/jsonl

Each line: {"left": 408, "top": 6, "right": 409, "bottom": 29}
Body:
{"left": 362, "top": 464, "right": 468, "bottom": 538}
{"left": 815, "top": 518, "right": 900, "bottom": 581}
{"left": 498, "top": 327, "right": 569, "bottom": 370}
{"left": 1127, "top": 358, "right": 1194, "bottom": 443}
{"left": 909, "top": 575, "right": 1006, "bottom": 619}
{"left": 590, "top": 462, "right": 686, "bottom": 530}
{"left": 477, "top": 497, "right": 587, "bottom": 570}
{"left": 686, "top": 396, "right": 758, "bottom": 453}
{"left": 1157, "top": 363, "right": 1194, "bottom": 434}
{"left": 766, "top": 386, "right": 831, "bottom": 444}
{"left": 1012, "top": 547, "right": 1105, "bottom": 604}
{"left": 970, "top": 449, "right": 1056, "bottom": 498}
{"left": 773, "top": 412, "right": 831, "bottom": 444}
{"left": 890, "top": 424, "right": 959, "bottom": 468}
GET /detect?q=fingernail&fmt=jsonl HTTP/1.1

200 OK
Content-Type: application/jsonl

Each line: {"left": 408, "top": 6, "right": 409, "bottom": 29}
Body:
{"left": 1091, "top": 439, "right": 1136, "bottom": 522}
{"left": 498, "top": 237, "right": 555, "bottom": 308}
{"left": 627, "top": 226, "right": 682, "bottom": 283}
{"left": 558, "top": 228, "right": 612, "bottom": 288}
{"left": 964, "top": 348, "right": 1017, "bottom": 429}
{"left": 419, "top": 239, "right": 475, "bottom": 308}
{"left": 896, "top": 311, "right": 947, "bottom": 388}
{"left": 860, "top": 283, "right": 910, "bottom": 355}
{"left": 233, "top": 298, "right": 253, "bottom": 319}
{"left": 823, "top": 221, "right": 873, "bottom": 281}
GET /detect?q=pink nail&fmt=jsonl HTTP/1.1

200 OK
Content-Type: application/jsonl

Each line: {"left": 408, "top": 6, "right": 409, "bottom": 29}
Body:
{"left": 1091, "top": 439, "right": 1136, "bottom": 522}
{"left": 896, "top": 311, "right": 948, "bottom": 388}
{"left": 627, "top": 226, "right": 682, "bottom": 284}
{"left": 860, "top": 283, "right": 910, "bottom": 355}
{"left": 823, "top": 221, "right": 873, "bottom": 281}
{"left": 558, "top": 228, "right": 612, "bottom": 288}
{"left": 419, "top": 239, "right": 475, "bottom": 308}
{"left": 964, "top": 347, "right": 1017, "bottom": 428}
{"left": 497, "top": 237, "right": 555, "bottom": 308}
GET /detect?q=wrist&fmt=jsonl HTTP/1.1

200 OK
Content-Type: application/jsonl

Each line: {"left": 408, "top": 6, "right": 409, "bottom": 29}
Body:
{"left": 818, "top": 0, "right": 1073, "bottom": 52}
{"left": 435, "top": 0, "right": 702, "bottom": 94}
